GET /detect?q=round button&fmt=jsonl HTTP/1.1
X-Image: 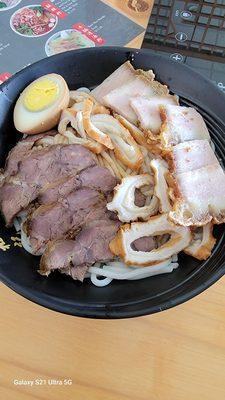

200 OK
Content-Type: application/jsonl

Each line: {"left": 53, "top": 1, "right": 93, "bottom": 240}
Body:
{"left": 175, "top": 32, "right": 188, "bottom": 42}
{"left": 170, "top": 53, "right": 184, "bottom": 62}
{"left": 217, "top": 82, "right": 225, "bottom": 91}
{"left": 180, "top": 10, "right": 192, "bottom": 19}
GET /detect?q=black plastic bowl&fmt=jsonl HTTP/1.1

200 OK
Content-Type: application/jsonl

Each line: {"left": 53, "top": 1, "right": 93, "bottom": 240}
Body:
{"left": 0, "top": 47, "right": 225, "bottom": 319}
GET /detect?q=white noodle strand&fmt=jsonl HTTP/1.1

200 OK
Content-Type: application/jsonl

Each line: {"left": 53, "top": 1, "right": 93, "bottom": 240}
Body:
{"left": 76, "top": 87, "right": 90, "bottom": 93}
{"left": 87, "top": 259, "right": 179, "bottom": 286}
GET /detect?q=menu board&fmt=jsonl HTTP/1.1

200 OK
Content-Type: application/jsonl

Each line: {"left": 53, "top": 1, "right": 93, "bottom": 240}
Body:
{"left": 0, "top": 0, "right": 144, "bottom": 83}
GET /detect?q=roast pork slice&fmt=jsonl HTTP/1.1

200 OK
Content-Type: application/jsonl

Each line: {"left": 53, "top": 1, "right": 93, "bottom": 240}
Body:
{"left": 130, "top": 95, "right": 178, "bottom": 133}
{"left": 169, "top": 163, "right": 225, "bottom": 226}
{"left": 160, "top": 105, "right": 210, "bottom": 147}
{"left": 0, "top": 144, "right": 96, "bottom": 225}
{"left": 91, "top": 61, "right": 136, "bottom": 104}
{"left": 103, "top": 76, "right": 169, "bottom": 124}
{"left": 26, "top": 188, "right": 108, "bottom": 253}
{"left": 167, "top": 140, "right": 218, "bottom": 174}
{"left": 14, "top": 144, "right": 96, "bottom": 186}
{"left": 38, "top": 166, "right": 117, "bottom": 204}
{"left": 39, "top": 219, "right": 120, "bottom": 281}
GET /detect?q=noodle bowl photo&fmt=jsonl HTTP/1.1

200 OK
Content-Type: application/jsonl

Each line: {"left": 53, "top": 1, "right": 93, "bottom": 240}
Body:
{"left": 45, "top": 29, "right": 95, "bottom": 56}
{"left": 10, "top": 4, "right": 58, "bottom": 37}
{"left": 0, "top": 48, "right": 224, "bottom": 318}
{"left": 0, "top": 0, "right": 21, "bottom": 11}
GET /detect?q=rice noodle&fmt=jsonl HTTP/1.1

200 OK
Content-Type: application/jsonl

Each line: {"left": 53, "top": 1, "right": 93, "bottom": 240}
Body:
{"left": 97, "top": 154, "right": 105, "bottom": 168}
{"left": 13, "top": 210, "right": 28, "bottom": 232}
{"left": 87, "top": 259, "right": 179, "bottom": 287}
{"left": 13, "top": 211, "right": 43, "bottom": 256}
{"left": 76, "top": 87, "right": 91, "bottom": 93}
{"left": 91, "top": 152, "right": 99, "bottom": 163}
{"left": 109, "top": 151, "right": 129, "bottom": 178}
{"left": 172, "top": 254, "right": 178, "bottom": 262}
{"left": 90, "top": 274, "right": 113, "bottom": 287}
{"left": 139, "top": 146, "right": 155, "bottom": 175}
{"left": 76, "top": 111, "right": 86, "bottom": 138}
{"left": 13, "top": 218, "right": 21, "bottom": 232}
{"left": 102, "top": 151, "right": 123, "bottom": 179}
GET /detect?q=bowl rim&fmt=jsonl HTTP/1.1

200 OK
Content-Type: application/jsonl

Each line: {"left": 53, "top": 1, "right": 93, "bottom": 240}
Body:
{"left": 1, "top": 261, "right": 225, "bottom": 319}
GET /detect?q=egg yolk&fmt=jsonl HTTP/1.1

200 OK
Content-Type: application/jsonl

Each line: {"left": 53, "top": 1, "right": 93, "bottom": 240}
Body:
{"left": 24, "top": 79, "right": 59, "bottom": 112}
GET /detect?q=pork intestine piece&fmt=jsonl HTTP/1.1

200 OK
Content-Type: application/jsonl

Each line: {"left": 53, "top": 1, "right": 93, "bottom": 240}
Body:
{"left": 184, "top": 223, "right": 216, "bottom": 260}
{"left": 83, "top": 100, "right": 143, "bottom": 170}
{"left": 150, "top": 159, "right": 171, "bottom": 213}
{"left": 107, "top": 175, "right": 158, "bottom": 222}
{"left": 110, "top": 213, "right": 192, "bottom": 266}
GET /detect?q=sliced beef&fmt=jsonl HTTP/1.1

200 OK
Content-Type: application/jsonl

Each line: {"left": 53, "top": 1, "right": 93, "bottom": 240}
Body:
{"left": 26, "top": 188, "right": 108, "bottom": 253}
{"left": 38, "top": 176, "right": 78, "bottom": 205}
{"left": 0, "top": 144, "right": 96, "bottom": 225}
{"left": 3, "top": 140, "right": 34, "bottom": 178}
{"left": 0, "top": 181, "right": 39, "bottom": 226}
{"left": 39, "top": 219, "right": 120, "bottom": 281}
{"left": 14, "top": 144, "right": 95, "bottom": 186}
{"left": 38, "top": 166, "right": 117, "bottom": 205}
{"left": 78, "top": 165, "right": 117, "bottom": 193}
{"left": 3, "top": 131, "right": 57, "bottom": 178}
{"left": 60, "top": 264, "right": 89, "bottom": 281}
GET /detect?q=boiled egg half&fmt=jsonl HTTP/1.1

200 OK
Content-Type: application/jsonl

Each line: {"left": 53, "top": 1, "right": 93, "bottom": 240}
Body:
{"left": 14, "top": 73, "right": 70, "bottom": 135}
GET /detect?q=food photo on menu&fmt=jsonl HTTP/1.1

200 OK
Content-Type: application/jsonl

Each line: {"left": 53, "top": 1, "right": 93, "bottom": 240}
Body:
{"left": 10, "top": 4, "right": 58, "bottom": 36}
{"left": 45, "top": 29, "right": 95, "bottom": 56}
{"left": 0, "top": 1, "right": 225, "bottom": 399}
{"left": 0, "top": 0, "right": 145, "bottom": 79}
